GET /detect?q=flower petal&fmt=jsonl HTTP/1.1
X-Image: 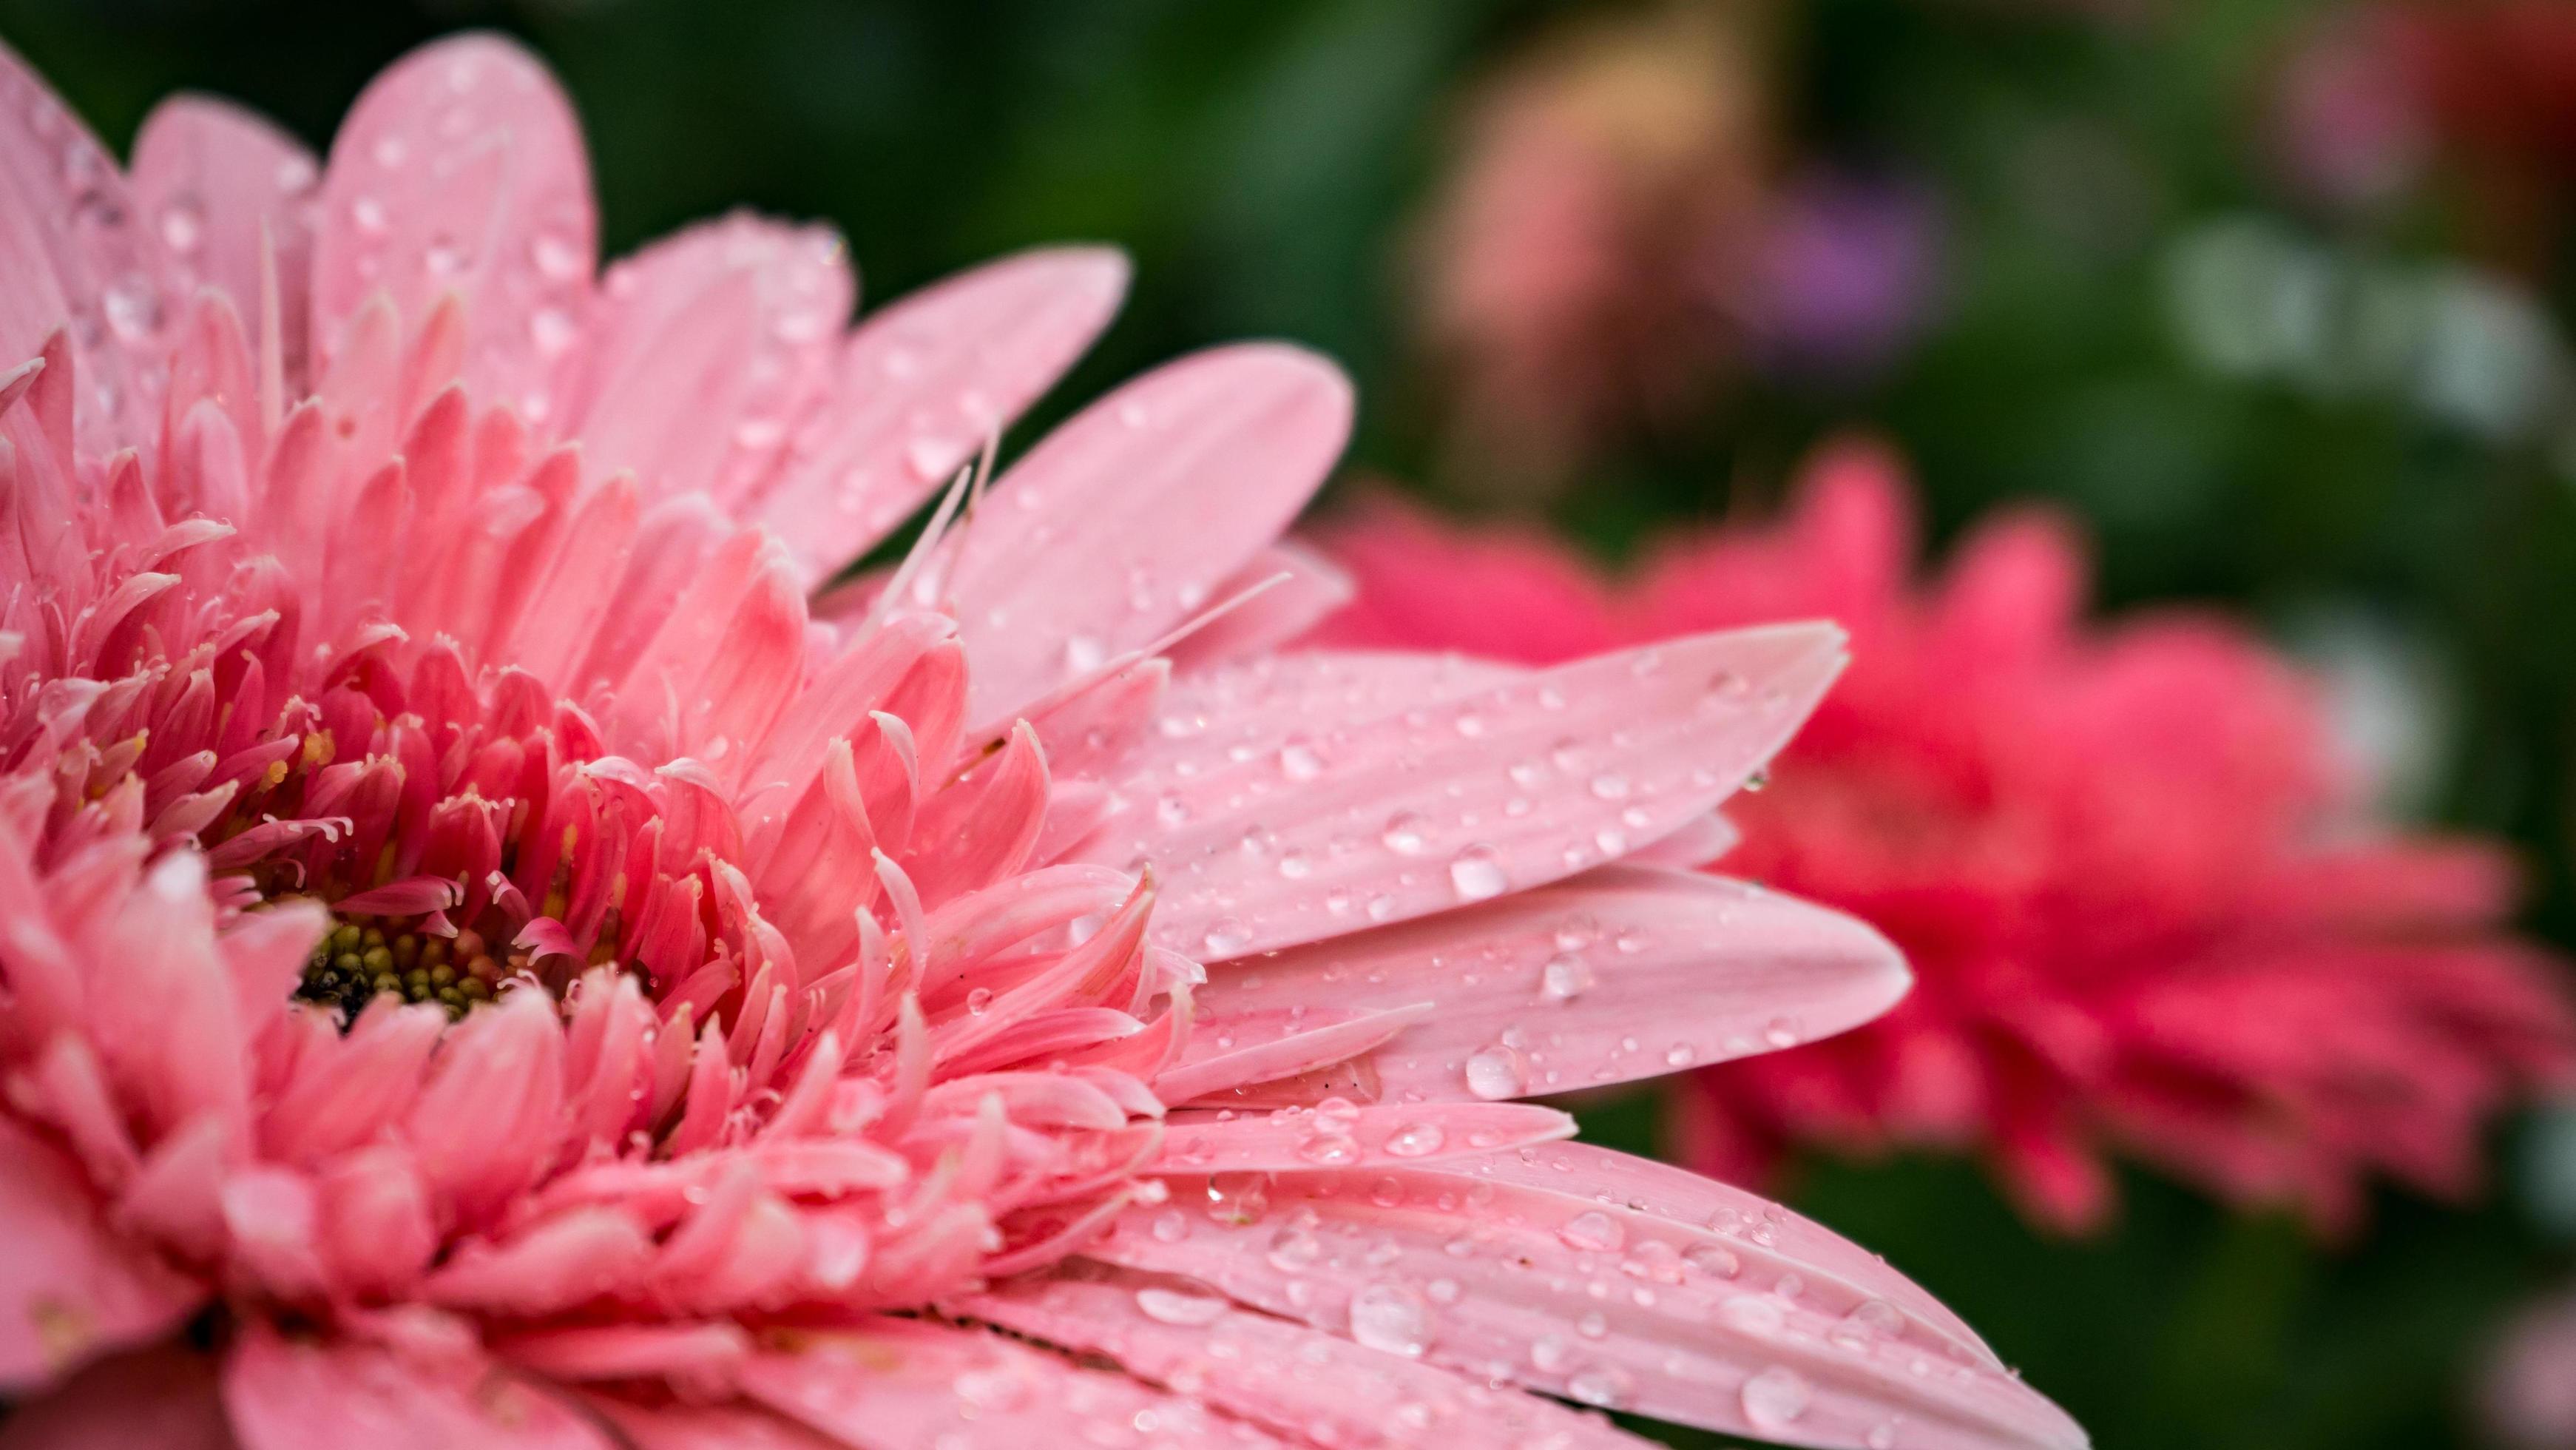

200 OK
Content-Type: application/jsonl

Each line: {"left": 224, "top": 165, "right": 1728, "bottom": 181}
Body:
{"left": 749, "top": 246, "right": 1129, "bottom": 586}
{"left": 0, "top": 1118, "right": 202, "bottom": 1393}
{"left": 736, "top": 1318, "right": 1295, "bottom": 1449}
{"left": 1089, "top": 1144, "right": 2087, "bottom": 1450}
{"left": 957, "top": 1266, "right": 1653, "bottom": 1450}
{"left": 129, "top": 95, "right": 319, "bottom": 394}
{"left": 1101, "top": 624, "right": 1844, "bottom": 961}
{"left": 0, "top": 1343, "right": 233, "bottom": 1450}
{"left": 0, "top": 38, "right": 175, "bottom": 453}
{"left": 1152, "top": 1102, "right": 1575, "bottom": 1173}
{"left": 221, "top": 1325, "right": 610, "bottom": 1450}
{"left": 1184, "top": 864, "right": 1907, "bottom": 1104}
{"left": 311, "top": 33, "right": 594, "bottom": 421}
{"left": 556, "top": 213, "right": 852, "bottom": 508}
{"left": 948, "top": 344, "right": 1353, "bottom": 726}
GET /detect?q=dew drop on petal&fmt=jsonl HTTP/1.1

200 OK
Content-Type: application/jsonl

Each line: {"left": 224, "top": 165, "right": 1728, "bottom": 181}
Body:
{"left": 1566, "top": 1367, "right": 1632, "bottom": 1409}
{"left": 1279, "top": 740, "right": 1322, "bottom": 781}
{"left": 1382, "top": 812, "right": 1428, "bottom": 855}
{"left": 1135, "top": 1287, "right": 1229, "bottom": 1326}
{"left": 1742, "top": 1366, "right": 1813, "bottom": 1432}
{"left": 1558, "top": 1211, "right": 1623, "bottom": 1252}
{"left": 1202, "top": 918, "right": 1251, "bottom": 957}
{"left": 1463, "top": 1047, "right": 1526, "bottom": 1101}
{"left": 1448, "top": 844, "right": 1507, "bottom": 901}
{"left": 1348, "top": 1283, "right": 1433, "bottom": 1358}
{"left": 1540, "top": 953, "right": 1593, "bottom": 1002}
{"left": 1383, "top": 1122, "right": 1445, "bottom": 1158}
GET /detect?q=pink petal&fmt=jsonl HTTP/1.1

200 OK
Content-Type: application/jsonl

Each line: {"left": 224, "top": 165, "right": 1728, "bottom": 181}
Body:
{"left": 956, "top": 1267, "right": 1651, "bottom": 1450}
{"left": 0, "top": 1343, "right": 234, "bottom": 1450}
{"left": 128, "top": 95, "right": 318, "bottom": 394}
{"left": 221, "top": 1325, "right": 609, "bottom": 1450}
{"left": 1163, "top": 542, "right": 1355, "bottom": 672}
{"left": 0, "top": 41, "right": 175, "bottom": 454}
{"left": 557, "top": 213, "right": 852, "bottom": 507}
{"left": 1152, "top": 1102, "right": 1574, "bottom": 1173}
{"left": 583, "top": 1399, "right": 841, "bottom": 1450}
{"left": 1104, "top": 624, "right": 1845, "bottom": 961}
{"left": 736, "top": 1318, "right": 1294, "bottom": 1449}
{"left": 748, "top": 247, "right": 1129, "bottom": 586}
{"left": 402, "top": 988, "right": 565, "bottom": 1229}
{"left": 0, "top": 1118, "right": 202, "bottom": 1393}
{"left": 1186, "top": 864, "right": 1907, "bottom": 1105}
{"left": 310, "top": 34, "right": 594, "bottom": 422}
{"left": 1090, "top": 1147, "right": 2086, "bottom": 1450}
{"left": 947, "top": 344, "right": 1354, "bottom": 725}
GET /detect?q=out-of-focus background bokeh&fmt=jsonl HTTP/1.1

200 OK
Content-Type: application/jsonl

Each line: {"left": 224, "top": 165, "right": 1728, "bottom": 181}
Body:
{"left": 10, "top": 1, "right": 2575, "bottom": 1444}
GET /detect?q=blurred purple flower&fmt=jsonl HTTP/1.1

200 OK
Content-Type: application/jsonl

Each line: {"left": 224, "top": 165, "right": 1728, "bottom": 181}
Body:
{"left": 1742, "top": 171, "right": 1944, "bottom": 382}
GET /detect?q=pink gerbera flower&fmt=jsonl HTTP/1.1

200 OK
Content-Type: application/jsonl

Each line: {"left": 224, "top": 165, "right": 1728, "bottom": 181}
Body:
{"left": 1317, "top": 442, "right": 2576, "bottom": 1233}
{"left": 0, "top": 33, "right": 2083, "bottom": 1450}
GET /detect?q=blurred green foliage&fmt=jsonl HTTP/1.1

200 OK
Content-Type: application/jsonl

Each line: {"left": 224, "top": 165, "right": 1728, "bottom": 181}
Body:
{"left": 4, "top": 0, "right": 2572, "bottom": 1445}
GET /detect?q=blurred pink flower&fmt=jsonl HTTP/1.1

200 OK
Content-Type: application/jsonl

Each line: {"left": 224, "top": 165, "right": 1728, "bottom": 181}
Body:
{"left": 0, "top": 32, "right": 2092, "bottom": 1450}
{"left": 1315, "top": 443, "right": 2576, "bottom": 1233}
{"left": 1410, "top": 1, "right": 1772, "bottom": 500}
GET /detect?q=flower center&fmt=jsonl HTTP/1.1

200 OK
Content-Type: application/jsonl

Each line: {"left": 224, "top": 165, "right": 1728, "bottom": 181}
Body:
{"left": 294, "top": 918, "right": 504, "bottom": 1021}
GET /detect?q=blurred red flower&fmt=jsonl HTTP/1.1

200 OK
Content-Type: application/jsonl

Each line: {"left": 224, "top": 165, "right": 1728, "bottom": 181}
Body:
{"left": 1312, "top": 443, "right": 2576, "bottom": 1232}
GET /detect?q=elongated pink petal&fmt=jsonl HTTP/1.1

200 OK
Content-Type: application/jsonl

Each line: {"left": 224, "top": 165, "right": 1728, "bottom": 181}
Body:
{"left": 0, "top": 41, "right": 175, "bottom": 453}
{"left": 956, "top": 1267, "right": 1652, "bottom": 1450}
{"left": 1090, "top": 1147, "right": 2085, "bottom": 1450}
{"left": 584, "top": 1399, "right": 842, "bottom": 1450}
{"left": 310, "top": 34, "right": 594, "bottom": 419}
{"left": 750, "top": 247, "right": 1129, "bottom": 585}
{"left": 221, "top": 1325, "right": 609, "bottom": 1450}
{"left": 0, "top": 1343, "right": 233, "bottom": 1450}
{"left": 947, "top": 345, "right": 1353, "bottom": 725}
{"left": 736, "top": 1318, "right": 1294, "bottom": 1449}
{"left": 129, "top": 96, "right": 318, "bottom": 394}
{"left": 1104, "top": 625, "right": 1843, "bottom": 960}
{"left": 558, "top": 214, "right": 852, "bottom": 507}
{"left": 1187, "top": 864, "right": 1907, "bottom": 1105}
{"left": 0, "top": 1119, "right": 202, "bottom": 1393}
{"left": 1152, "top": 1102, "right": 1573, "bottom": 1173}
{"left": 1163, "top": 542, "right": 1354, "bottom": 673}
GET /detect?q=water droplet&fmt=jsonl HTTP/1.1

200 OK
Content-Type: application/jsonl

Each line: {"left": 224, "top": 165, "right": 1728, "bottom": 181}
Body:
{"left": 1135, "top": 1286, "right": 1229, "bottom": 1325}
{"left": 1743, "top": 768, "right": 1771, "bottom": 794}
{"left": 1558, "top": 1211, "right": 1624, "bottom": 1252}
{"left": 1266, "top": 1227, "right": 1322, "bottom": 1273}
{"left": 1833, "top": 1298, "right": 1905, "bottom": 1350}
{"left": 1540, "top": 953, "right": 1593, "bottom": 1002}
{"left": 1762, "top": 1017, "right": 1800, "bottom": 1049}
{"left": 1382, "top": 812, "right": 1427, "bottom": 855}
{"left": 1741, "top": 1366, "right": 1813, "bottom": 1431}
{"left": 1447, "top": 845, "right": 1507, "bottom": 902}
{"left": 157, "top": 197, "right": 204, "bottom": 255}
{"left": 1589, "top": 773, "right": 1630, "bottom": 801}
{"left": 1150, "top": 1210, "right": 1189, "bottom": 1242}
{"left": 99, "top": 274, "right": 160, "bottom": 343}
{"left": 1566, "top": 1367, "right": 1632, "bottom": 1409}
{"left": 1202, "top": 918, "right": 1251, "bottom": 957}
{"left": 1384, "top": 1122, "right": 1445, "bottom": 1158}
{"left": 905, "top": 436, "right": 956, "bottom": 481}
{"left": 1722, "top": 1295, "right": 1786, "bottom": 1335}
{"left": 422, "top": 235, "right": 467, "bottom": 277}
{"left": 1064, "top": 635, "right": 1106, "bottom": 675}
{"left": 1276, "top": 850, "right": 1311, "bottom": 880}
{"left": 1530, "top": 1335, "right": 1575, "bottom": 1373}
{"left": 1686, "top": 1243, "right": 1740, "bottom": 1278}
{"left": 1462, "top": 1046, "right": 1526, "bottom": 1101}
{"left": 1278, "top": 740, "right": 1322, "bottom": 781}
{"left": 1348, "top": 1283, "right": 1433, "bottom": 1358}
{"left": 965, "top": 987, "right": 994, "bottom": 1016}
{"left": 529, "top": 307, "right": 577, "bottom": 358}
{"left": 530, "top": 231, "right": 585, "bottom": 280}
